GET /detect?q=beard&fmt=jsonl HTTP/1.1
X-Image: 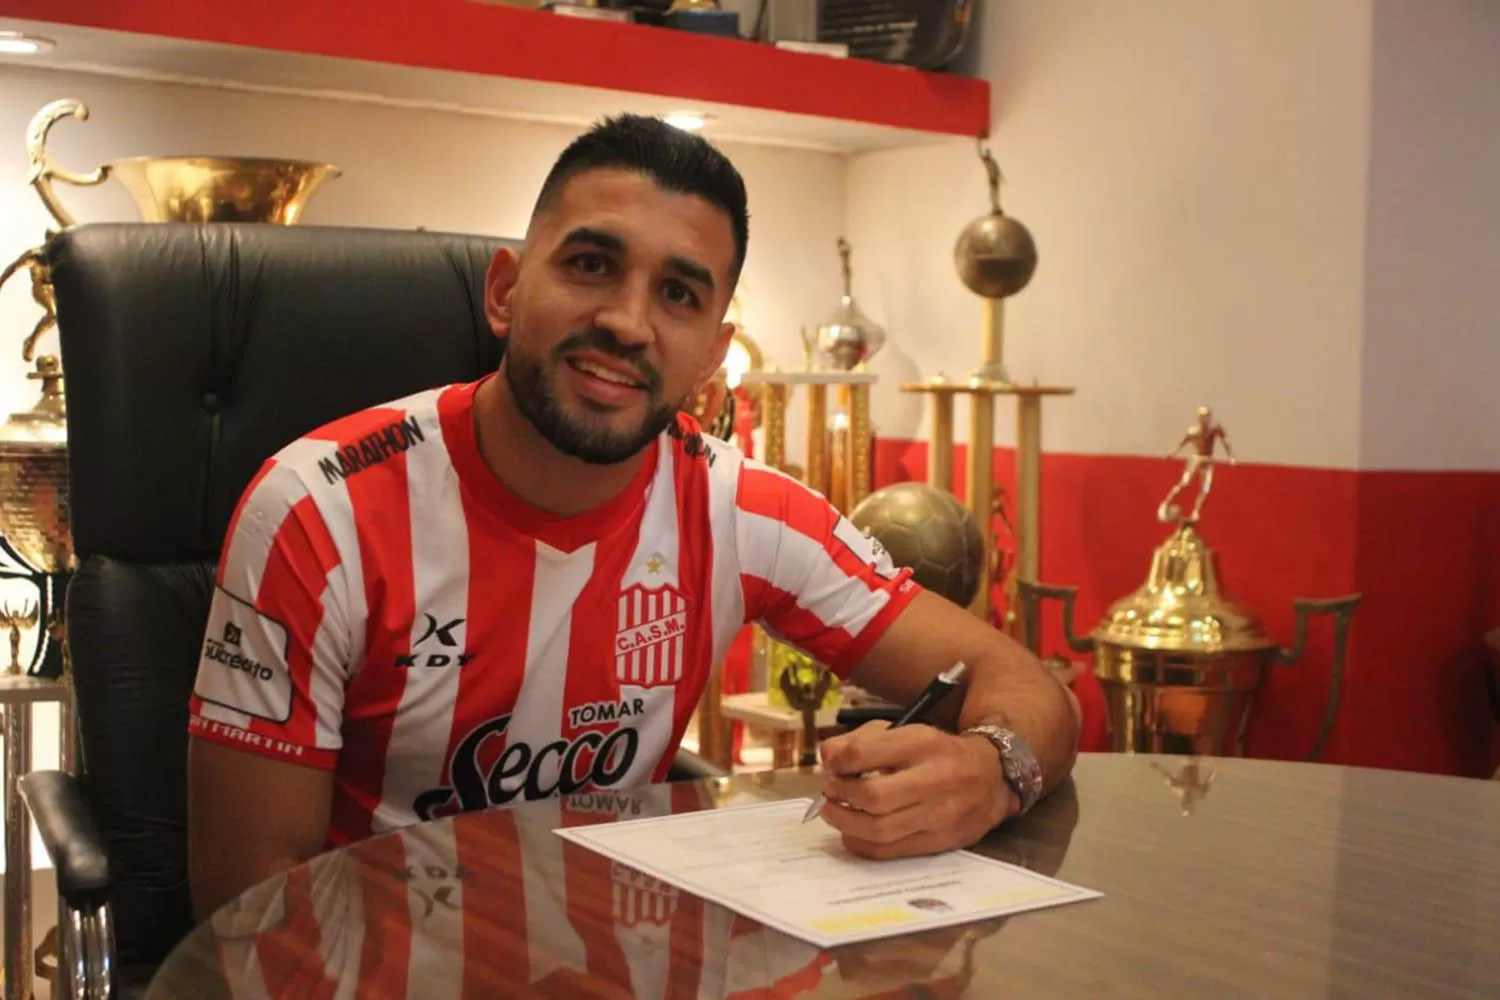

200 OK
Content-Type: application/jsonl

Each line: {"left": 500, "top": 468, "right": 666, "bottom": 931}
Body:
{"left": 504, "top": 326, "right": 682, "bottom": 466}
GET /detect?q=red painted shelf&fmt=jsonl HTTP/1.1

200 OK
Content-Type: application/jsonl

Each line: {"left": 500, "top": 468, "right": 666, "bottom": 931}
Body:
{"left": 0, "top": 0, "right": 990, "bottom": 150}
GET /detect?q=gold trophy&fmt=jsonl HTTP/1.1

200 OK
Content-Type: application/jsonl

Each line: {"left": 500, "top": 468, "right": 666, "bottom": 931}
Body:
{"left": 23, "top": 98, "right": 341, "bottom": 230}
{"left": 0, "top": 600, "right": 39, "bottom": 676}
{"left": 777, "top": 659, "right": 834, "bottom": 768}
{"left": 0, "top": 98, "right": 343, "bottom": 574}
{"left": 903, "top": 139, "right": 1072, "bottom": 635}
{"left": 0, "top": 357, "right": 71, "bottom": 580}
{"left": 1017, "top": 407, "right": 1362, "bottom": 759}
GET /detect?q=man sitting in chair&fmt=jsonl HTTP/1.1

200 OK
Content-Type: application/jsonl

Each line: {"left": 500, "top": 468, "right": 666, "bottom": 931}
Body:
{"left": 186, "top": 114, "right": 1081, "bottom": 920}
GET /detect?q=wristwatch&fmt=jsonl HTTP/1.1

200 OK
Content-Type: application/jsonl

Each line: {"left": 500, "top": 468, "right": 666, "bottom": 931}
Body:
{"left": 962, "top": 725, "right": 1044, "bottom": 817}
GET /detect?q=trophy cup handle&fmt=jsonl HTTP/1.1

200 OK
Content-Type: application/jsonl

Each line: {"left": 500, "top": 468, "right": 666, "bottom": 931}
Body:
{"left": 1273, "top": 593, "right": 1363, "bottom": 762}
{"left": 26, "top": 99, "right": 111, "bottom": 231}
{"left": 1015, "top": 579, "right": 1096, "bottom": 659}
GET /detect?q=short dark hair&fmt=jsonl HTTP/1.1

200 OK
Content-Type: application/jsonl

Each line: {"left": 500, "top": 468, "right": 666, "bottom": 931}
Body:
{"left": 535, "top": 113, "right": 750, "bottom": 280}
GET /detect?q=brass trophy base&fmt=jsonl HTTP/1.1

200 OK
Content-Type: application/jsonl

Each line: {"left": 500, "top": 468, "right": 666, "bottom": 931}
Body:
{"left": 1097, "top": 649, "right": 1271, "bottom": 757}
{"left": 900, "top": 377, "right": 1073, "bottom": 636}
{"left": 1019, "top": 522, "right": 1362, "bottom": 762}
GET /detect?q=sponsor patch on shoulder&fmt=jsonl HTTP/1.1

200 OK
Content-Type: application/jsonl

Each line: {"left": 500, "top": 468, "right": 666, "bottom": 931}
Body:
{"left": 833, "top": 516, "right": 899, "bottom": 580}
{"left": 195, "top": 586, "right": 294, "bottom": 724}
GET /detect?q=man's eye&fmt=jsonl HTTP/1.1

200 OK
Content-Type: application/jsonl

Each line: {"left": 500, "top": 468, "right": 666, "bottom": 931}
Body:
{"left": 664, "top": 280, "right": 699, "bottom": 308}
{"left": 571, "top": 253, "right": 609, "bottom": 275}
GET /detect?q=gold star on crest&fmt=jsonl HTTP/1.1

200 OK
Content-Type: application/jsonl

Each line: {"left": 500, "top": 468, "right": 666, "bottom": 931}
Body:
{"left": 646, "top": 555, "right": 664, "bottom": 574}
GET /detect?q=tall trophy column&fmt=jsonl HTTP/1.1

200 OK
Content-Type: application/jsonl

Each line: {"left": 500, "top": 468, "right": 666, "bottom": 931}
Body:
{"left": 902, "top": 140, "right": 1073, "bottom": 640}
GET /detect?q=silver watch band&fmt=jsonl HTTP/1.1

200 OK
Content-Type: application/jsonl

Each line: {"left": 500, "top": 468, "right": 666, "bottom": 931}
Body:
{"left": 962, "top": 725, "right": 1044, "bottom": 816}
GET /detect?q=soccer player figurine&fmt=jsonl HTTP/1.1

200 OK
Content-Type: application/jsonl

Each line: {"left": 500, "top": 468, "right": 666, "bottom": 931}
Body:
{"left": 1158, "top": 405, "right": 1237, "bottom": 525}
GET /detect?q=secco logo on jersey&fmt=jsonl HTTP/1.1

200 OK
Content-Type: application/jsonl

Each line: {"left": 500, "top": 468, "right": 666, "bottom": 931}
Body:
{"left": 412, "top": 713, "right": 638, "bottom": 820}
{"left": 616, "top": 583, "right": 688, "bottom": 687}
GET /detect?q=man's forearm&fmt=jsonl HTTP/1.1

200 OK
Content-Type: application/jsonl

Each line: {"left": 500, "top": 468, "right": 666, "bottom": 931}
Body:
{"left": 190, "top": 849, "right": 311, "bottom": 923}
{"left": 955, "top": 639, "right": 1081, "bottom": 800}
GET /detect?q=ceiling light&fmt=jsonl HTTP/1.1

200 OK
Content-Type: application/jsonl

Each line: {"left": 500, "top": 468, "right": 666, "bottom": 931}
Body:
{"left": 664, "top": 112, "right": 711, "bottom": 133}
{"left": 0, "top": 31, "right": 54, "bottom": 55}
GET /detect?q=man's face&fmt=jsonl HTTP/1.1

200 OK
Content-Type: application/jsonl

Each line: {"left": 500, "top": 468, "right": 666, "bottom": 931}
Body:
{"left": 488, "top": 168, "right": 738, "bottom": 465}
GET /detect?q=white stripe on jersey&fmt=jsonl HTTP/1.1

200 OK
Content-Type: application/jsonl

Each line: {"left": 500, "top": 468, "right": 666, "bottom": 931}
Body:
{"left": 375, "top": 401, "right": 470, "bottom": 835}
{"left": 219, "top": 439, "right": 325, "bottom": 598}
{"left": 519, "top": 800, "right": 589, "bottom": 984}
{"left": 310, "top": 850, "right": 366, "bottom": 1000}
{"left": 294, "top": 434, "right": 372, "bottom": 750}
{"left": 401, "top": 822, "right": 464, "bottom": 1000}
{"left": 738, "top": 506, "right": 891, "bottom": 635}
{"left": 611, "top": 448, "right": 684, "bottom": 788}
{"left": 702, "top": 438, "right": 748, "bottom": 669}
{"left": 501, "top": 540, "right": 597, "bottom": 798}
{"left": 200, "top": 436, "right": 361, "bottom": 749}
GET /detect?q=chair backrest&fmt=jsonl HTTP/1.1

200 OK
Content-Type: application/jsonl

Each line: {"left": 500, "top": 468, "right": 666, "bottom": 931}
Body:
{"left": 50, "top": 222, "right": 514, "bottom": 968}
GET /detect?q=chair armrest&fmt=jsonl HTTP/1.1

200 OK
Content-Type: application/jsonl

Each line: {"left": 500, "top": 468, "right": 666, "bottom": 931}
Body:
{"left": 19, "top": 770, "right": 111, "bottom": 908}
{"left": 670, "top": 747, "right": 729, "bottom": 781}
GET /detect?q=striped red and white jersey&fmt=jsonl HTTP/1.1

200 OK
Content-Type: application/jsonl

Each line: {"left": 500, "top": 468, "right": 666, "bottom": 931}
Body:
{"left": 189, "top": 376, "right": 919, "bottom": 847}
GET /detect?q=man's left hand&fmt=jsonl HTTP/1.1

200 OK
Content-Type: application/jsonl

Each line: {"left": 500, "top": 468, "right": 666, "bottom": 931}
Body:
{"left": 815, "top": 721, "right": 1018, "bottom": 860}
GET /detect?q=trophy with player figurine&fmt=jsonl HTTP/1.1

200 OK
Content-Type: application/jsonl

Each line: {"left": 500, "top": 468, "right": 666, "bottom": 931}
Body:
{"left": 1017, "top": 405, "right": 1361, "bottom": 759}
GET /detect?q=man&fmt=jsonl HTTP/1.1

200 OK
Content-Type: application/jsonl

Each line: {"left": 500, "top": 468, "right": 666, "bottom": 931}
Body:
{"left": 187, "top": 114, "right": 1080, "bottom": 920}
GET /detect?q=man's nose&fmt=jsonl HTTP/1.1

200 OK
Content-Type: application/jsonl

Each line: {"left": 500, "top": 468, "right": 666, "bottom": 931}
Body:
{"left": 594, "top": 276, "right": 655, "bottom": 348}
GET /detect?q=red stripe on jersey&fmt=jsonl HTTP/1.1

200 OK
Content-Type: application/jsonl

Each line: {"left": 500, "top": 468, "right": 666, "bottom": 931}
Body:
{"left": 216, "top": 458, "right": 276, "bottom": 588}
{"left": 457, "top": 813, "right": 529, "bottom": 996}
{"left": 657, "top": 425, "right": 717, "bottom": 781}
{"left": 325, "top": 407, "right": 419, "bottom": 845}
{"left": 666, "top": 891, "right": 707, "bottom": 1000}
{"left": 441, "top": 384, "right": 534, "bottom": 811}
{"left": 351, "top": 833, "right": 414, "bottom": 995}
{"left": 564, "top": 539, "right": 633, "bottom": 791}
{"left": 251, "top": 865, "right": 338, "bottom": 1000}
{"left": 736, "top": 466, "right": 880, "bottom": 588}
{"left": 556, "top": 809, "right": 632, "bottom": 986}
{"left": 252, "top": 495, "right": 343, "bottom": 753}
{"left": 737, "top": 577, "right": 916, "bottom": 678}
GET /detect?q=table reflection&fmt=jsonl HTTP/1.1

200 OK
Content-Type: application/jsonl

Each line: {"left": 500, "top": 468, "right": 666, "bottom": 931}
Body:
{"left": 181, "top": 775, "right": 1080, "bottom": 999}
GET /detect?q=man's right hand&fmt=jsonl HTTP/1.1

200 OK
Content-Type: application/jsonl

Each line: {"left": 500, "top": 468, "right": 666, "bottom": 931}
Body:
{"left": 187, "top": 737, "right": 334, "bottom": 921}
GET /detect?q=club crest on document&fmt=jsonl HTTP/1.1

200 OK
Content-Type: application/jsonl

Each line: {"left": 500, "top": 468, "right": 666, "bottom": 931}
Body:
{"left": 615, "top": 578, "right": 690, "bottom": 688}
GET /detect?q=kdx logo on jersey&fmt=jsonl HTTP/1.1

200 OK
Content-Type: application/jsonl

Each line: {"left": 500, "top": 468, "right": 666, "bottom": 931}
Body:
{"left": 615, "top": 583, "right": 688, "bottom": 687}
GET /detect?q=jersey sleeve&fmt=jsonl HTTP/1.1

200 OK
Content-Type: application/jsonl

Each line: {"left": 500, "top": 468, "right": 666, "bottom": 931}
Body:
{"left": 188, "top": 458, "right": 351, "bottom": 770}
{"left": 733, "top": 462, "right": 921, "bottom": 678}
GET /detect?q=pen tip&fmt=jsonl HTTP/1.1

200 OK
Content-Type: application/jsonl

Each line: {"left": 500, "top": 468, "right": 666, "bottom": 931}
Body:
{"left": 802, "top": 798, "right": 823, "bottom": 823}
{"left": 939, "top": 662, "right": 967, "bottom": 684}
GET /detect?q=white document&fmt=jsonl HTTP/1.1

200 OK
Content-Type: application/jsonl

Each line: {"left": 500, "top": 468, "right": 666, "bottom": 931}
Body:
{"left": 553, "top": 798, "right": 1101, "bottom": 948}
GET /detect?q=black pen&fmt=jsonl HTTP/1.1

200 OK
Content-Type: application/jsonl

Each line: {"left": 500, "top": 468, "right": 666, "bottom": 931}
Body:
{"left": 802, "top": 661, "right": 968, "bottom": 823}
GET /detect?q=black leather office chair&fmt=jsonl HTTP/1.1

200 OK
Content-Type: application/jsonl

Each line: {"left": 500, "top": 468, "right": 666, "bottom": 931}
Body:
{"left": 20, "top": 222, "right": 725, "bottom": 999}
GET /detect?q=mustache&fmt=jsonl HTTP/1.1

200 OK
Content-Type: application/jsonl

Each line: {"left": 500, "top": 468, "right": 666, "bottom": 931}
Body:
{"left": 554, "top": 328, "right": 662, "bottom": 392}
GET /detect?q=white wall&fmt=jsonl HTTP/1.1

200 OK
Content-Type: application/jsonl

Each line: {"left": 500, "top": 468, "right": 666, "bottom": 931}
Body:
{"left": 847, "top": 0, "right": 1375, "bottom": 469}
{"left": 1360, "top": 0, "right": 1500, "bottom": 471}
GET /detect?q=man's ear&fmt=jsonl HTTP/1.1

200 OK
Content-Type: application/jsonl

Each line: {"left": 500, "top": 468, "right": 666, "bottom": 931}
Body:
{"left": 484, "top": 248, "right": 521, "bottom": 338}
{"left": 696, "top": 320, "right": 736, "bottom": 390}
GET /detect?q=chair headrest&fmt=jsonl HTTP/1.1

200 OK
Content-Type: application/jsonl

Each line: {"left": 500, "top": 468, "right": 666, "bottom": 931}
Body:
{"left": 50, "top": 223, "right": 516, "bottom": 562}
